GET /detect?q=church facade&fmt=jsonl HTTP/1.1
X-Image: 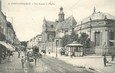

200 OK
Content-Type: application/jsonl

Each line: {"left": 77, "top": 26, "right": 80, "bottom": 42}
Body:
{"left": 41, "top": 7, "right": 77, "bottom": 52}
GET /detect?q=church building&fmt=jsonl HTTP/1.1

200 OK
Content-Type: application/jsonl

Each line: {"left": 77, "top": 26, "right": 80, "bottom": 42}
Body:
{"left": 41, "top": 7, "right": 77, "bottom": 52}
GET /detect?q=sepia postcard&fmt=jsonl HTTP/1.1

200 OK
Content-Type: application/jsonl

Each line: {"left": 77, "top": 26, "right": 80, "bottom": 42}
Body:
{"left": 0, "top": 0, "right": 115, "bottom": 73}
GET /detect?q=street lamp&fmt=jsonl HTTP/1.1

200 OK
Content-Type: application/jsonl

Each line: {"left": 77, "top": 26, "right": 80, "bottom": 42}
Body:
{"left": 56, "top": 40, "right": 58, "bottom": 57}
{"left": 90, "top": 18, "right": 92, "bottom": 40}
{"left": 103, "top": 29, "right": 108, "bottom": 55}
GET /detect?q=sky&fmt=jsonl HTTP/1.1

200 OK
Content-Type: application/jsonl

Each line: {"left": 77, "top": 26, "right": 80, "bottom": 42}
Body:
{"left": 2, "top": 0, "right": 115, "bottom": 41}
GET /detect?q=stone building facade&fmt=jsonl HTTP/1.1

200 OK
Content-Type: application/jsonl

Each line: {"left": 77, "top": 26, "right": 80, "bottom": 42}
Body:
{"left": 27, "top": 34, "right": 42, "bottom": 49}
{"left": 0, "top": 0, "right": 20, "bottom": 50}
{"left": 6, "top": 21, "right": 16, "bottom": 44}
{"left": 74, "top": 8, "right": 115, "bottom": 55}
{"left": 41, "top": 7, "right": 77, "bottom": 52}
{"left": 0, "top": 12, "right": 7, "bottom": 41}
{"left": 41, "top": 7, "right": 115, "bottom": 55}
{"left": 0, "top": 0, "right": 21, "bottom": 63}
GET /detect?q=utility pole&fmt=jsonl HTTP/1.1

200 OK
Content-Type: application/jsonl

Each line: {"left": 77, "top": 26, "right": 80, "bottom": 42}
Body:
{"left": 56, "top": 40, "right": 58, "bottom": 57}
{"left": 89, "top": 18, "right": 92, "bottom": 50}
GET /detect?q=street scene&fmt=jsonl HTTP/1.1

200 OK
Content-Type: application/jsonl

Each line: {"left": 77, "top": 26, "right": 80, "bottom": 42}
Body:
{"left": 0, "top": 0, "right": 115, "bottom": 73}
{"left": 0, "top": 52, "right": 96, "bottom": 73}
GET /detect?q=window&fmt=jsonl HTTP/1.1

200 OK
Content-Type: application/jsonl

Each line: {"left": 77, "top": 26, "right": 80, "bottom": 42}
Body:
{"left": 51, "top": 25, "right": 53, "bottom": 28}
{"left": 95, "top": 32, "right": 100, "bottom": 46}
{"left": 109, "top": 31, "right": 114, "bottom": 46}
{"left": 65, "top": 30, "right": 68, "bottom": 32}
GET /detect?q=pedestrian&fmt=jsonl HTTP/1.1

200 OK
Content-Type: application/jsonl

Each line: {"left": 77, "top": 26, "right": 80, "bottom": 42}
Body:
{"left": 111, "top": 53, "right": 114, "bottom": 61}
{"left": 103, "top": 55, "right": 107, "bottom": 67}
{"left": 10, "top": 51, "right": 13, "bottom": 62}
{"left": 34, "top": 54, "right": 37, "bottom": 65}
{"left": 18, "top": 50, "right": 21, "bottom": 58}
{"left": 7, "top": 49, "right": 10, "bottom": 60}
{"left": 21, "top": 56, "right": 25, "bottom": 68}
{"left": 70, "top": 52, "right": 73, "bottom": 58}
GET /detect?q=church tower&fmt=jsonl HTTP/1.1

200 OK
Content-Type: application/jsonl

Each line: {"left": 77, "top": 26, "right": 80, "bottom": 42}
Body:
{"left": 58, "top": 7, "right": 64, "bottom": 22}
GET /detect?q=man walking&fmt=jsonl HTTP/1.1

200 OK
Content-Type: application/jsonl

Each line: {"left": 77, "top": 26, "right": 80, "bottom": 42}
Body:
{"left": 21, "top": 56, "right": 25, "bottom": 68}
{"left": 18, "top": 50, "right": 21, "bottom": 58}
{"left": 111, "top": 53, "right": 114, "bottom": 61}
{"left": 103, "top": 55, "right": 107, "bottom": 67}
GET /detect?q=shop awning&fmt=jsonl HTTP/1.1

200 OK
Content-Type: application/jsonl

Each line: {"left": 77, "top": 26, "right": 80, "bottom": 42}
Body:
{"left": 0, "top": 41, "right": 15, "bottom": 51}
{"left": 109, "top": 40, "right": 115, "bottom": 43}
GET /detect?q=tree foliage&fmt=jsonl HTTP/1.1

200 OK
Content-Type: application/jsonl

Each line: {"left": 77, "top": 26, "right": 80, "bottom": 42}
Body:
{"left": 70, "top": 31, "right": 79, "bottom": 42}
{"left": 61, "top": 32, "right": 90, "bottom": 48}
{"left": 61, "top": 31, "right": 79, "bottom": 47}
{"left": 61, "top": 34, "right": 71, "bottom": 47}
{"left": 79, "top": 33, "right": 90, "bottom": 48}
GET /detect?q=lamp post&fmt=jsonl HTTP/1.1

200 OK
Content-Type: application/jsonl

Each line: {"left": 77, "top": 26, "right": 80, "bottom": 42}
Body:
{"left": 90, "top": 18, "right": 92, "bottom": 41}
{"left": 104, "top": 29, "right": 108, "bottom": 55}
{"left": 56, "top": 40, "right": 58, "bottom": 57}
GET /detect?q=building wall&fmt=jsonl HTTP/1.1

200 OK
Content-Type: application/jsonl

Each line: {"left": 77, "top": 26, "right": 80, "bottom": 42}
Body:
{"left": 0, "top": 12, "right": 7, "bottom": 41}
{"left": 74, "top": 20, "right": 115, "bottom": 55}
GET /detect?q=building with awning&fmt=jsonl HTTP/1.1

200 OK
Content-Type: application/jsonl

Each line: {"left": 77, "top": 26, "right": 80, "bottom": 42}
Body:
{"left": 0, "top": 41, "right": 15, "bottom": 51}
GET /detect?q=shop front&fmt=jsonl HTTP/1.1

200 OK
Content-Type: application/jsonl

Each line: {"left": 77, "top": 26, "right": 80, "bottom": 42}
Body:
{"left": 0, "top": 41, "right": 15, "bottom": 63}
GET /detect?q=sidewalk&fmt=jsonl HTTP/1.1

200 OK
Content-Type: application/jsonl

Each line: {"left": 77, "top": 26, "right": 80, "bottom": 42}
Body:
{"left": 46, "top": 52, "right": 115, "bottom": 73}
{"left": 0, "top": 51, "right": 25, "bottom": 73}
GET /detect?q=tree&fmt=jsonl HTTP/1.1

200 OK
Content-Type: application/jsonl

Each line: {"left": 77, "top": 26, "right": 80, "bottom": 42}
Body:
{"left": 79, "top": 32, "right": 90, "bottom": 48}
{"left": 85, "top": 38, "right": 90, "bottom": 48}
{"left": 61, "top": 32, "right": 90, "bottom": 48}
{"left": 61, "top": 31, "right": 79, "bottom": 47}
{"left": 61, "top": 35, "right": 71, "bottom": 47}
{"left": 70, "top": 31, "right": 79, "bottom": 43}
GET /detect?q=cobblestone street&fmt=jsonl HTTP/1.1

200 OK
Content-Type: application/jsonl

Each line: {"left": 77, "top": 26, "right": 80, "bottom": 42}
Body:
{"left": 0, "top": 52, "right": 98, "bottom": 73}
